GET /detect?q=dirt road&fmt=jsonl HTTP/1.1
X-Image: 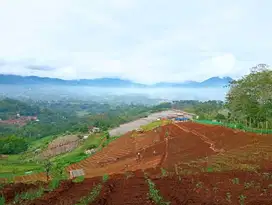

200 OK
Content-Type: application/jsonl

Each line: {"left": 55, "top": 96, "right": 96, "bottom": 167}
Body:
{"left": 109, "top": 109, "right": 193, "bottom": 136}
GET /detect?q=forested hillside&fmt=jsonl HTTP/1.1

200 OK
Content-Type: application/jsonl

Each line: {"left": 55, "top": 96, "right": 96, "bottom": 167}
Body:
{"left": 0, "top": 99, "right": 171, "bottom": 139}
{"left": 0, "top": 98, "right": 40, "bottom": 120}
{"left": 172, "top": 100, "right": 225, "bottom": 120}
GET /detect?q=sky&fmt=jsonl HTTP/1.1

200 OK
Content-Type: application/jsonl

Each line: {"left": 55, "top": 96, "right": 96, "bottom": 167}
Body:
{"left": 0, "top": 0, "right": 271, "bottom": 84}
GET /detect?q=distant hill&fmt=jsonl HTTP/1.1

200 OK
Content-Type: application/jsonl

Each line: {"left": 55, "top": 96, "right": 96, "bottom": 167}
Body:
{"left": 153, "top": 77, "right": 233, "bottom": 88}
{"left": 0, "top": 75, "right": 144, "bottom": 87}
{"left": 0, "top": 74, "right": 232, "bottom": 88}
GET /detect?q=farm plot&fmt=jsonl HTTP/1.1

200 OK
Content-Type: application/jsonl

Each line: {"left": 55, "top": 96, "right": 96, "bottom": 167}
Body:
{"left": 27, "top": 176, "right": 102, "bottom": 205}
{"left": 1, "top": 182, "right": 43, "bottom": 204}
{"left": 92, "top": 170, "right": 154, "bottom": 205}
{"left": 66, "top": 136, "right": 136, "bottom": 173}
{"left": 153, "top": 170, "right": 272, "bottom": 205}
{"left": 41, "top": 135, "right": 81, "bottom": 158}
{"left": 161, "top": 124, "right": 215, "bottom": 170}
{"left": 180, "top": 122, "right": 262, "bottom": 150}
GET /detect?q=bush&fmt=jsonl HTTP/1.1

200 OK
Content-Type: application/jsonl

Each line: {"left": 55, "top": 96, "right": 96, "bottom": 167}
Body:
{"left": 0, "top": 136, "right": 28, "bottom": 154}
{"left": 88, "top": 144, "right": 97, "bottom": 149}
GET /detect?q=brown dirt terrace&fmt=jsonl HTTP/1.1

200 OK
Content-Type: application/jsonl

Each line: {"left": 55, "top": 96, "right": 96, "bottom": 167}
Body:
{"left": 1, "top": 121, "right": 272, "bottom": 204}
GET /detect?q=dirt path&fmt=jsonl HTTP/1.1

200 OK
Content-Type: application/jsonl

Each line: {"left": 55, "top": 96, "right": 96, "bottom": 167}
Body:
{"left": 173, "top": 123, "right": 223, "bottom": 153}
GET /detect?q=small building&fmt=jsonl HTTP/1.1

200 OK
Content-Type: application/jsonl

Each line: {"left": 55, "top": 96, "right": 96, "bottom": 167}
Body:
{"left": 88, "top": 126, "right": 101, "bottom": 133}
{"left": 175, "top": 117, "right": 190, "bottom": 122}
{"left": 92, "top": 127, "right": 100, "bottom": 133}
{"left": 69, "top": 169, "right": 85, "bottom": 179}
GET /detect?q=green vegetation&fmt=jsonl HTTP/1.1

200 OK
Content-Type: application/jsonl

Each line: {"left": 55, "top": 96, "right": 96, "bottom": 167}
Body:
{"left": 48, "top": 178, "right": 60, "bottom": 190}
{"left": 226, "top": 64, "right": 272, "bottom": 131}
{"left": 0, "top": 154, "right": 43, "bottom": 178}
{"left": 0, "top": 135, "right": 28, "bottom": 154}
{"left": 141, "top": 120, "right": 170, "bottom": 131}
{"left": 76, "top": 184, "right": 102, "bottom": 205}
{"left": 76, "top": 173, "right": 109, "bottom": 205}
{"left": 0, "top": 195, "right": 5, "bottom": 205}
{"left": 146, "top": 178, "right": 170, "bottom": 205}
{"left": 173, "top": 64, "right": 272, "bottom": 134}
{"left": 160, "top": 168, "right": 168, "bottom": 178}
{"left": 196, "top": 119, "right": 272, "bottom": 134}
{"left": 51, "top": 134, "right": 103, "bottom": 167}
{"left": 172, "top": 100, "right": 225, "bottom": 120}
{"left": 13, "top": 186, "right": 45, "bottom": 204}
{"left": 238, "top": 194, "right": 246, "bottom": 205}
{"left": 102, "top": 174, "right": 109, "bottom": 182}
{"left": 73, "top": 176, "right": 85, "bottom": 183}
{"left": 0, "top": 98, "right": 170, "bottom": 145}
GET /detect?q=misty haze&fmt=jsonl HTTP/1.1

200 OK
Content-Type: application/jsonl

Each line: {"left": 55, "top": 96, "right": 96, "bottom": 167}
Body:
{"left": 0, "top": 85, "right": 228, "bottom": 102}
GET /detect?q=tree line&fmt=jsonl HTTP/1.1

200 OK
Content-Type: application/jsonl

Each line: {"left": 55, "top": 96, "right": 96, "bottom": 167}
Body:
{"left": 226, "top": 64, "right": 272, "bottom": 130}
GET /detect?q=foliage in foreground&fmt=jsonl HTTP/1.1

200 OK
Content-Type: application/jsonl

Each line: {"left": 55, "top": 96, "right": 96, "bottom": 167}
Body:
{"left": 76, "top": 174, "right": 109, "bottom": 205}
{"left": 13, "top": 186, "right": 45, "bottom": 204}
{"left": 0, "top": 195, "right": 5, "bottom": 205}
{"left": 76, "top": 184, "right": 102, "bottom": 205}
{"left": 73, "top": 176, "right": 85, "bottom": 183}
{"left": 146, "top": 178, "right": 170, "bottom": 205}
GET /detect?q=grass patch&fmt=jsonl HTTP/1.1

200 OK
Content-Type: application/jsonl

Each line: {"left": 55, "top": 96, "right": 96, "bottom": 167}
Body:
{"left": 51, "top": 134, "right": 103, "bottom": 167}
{"left": 102, "top": 174, "right": 109, "bottom": 182}
{"left": 48, "top": 178, "right": 60, "bottom": 191}
{"left": 76, "top": 174, "right": 110, "bottom": 205}
{"left": 146, "top": 178, "right": 170, "bottom": 205}
{"left": 160, "top": 168, "right": 168, "bottom": 178}
{"left": 0, "top": 195, "right": 5, "bottom": 205}
{"left": 73, "top": 176, "right": 85, "bottom": 183}
{"left": 13, "top": 186, "right": 45, "bottom": 204}
{"left": 102, "top": 135, "right": 120, "bottom": 148}
{"left": 76, "top": 183, "right": 102, "bottom": 205}
{"left": 141, "top": 120, "right": 171, "bottom": 131}
{"left": 0, "top": 154, "right": 43, "bottom": 174}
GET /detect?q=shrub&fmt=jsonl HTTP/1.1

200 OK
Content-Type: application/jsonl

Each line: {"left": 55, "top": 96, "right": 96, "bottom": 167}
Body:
{"left": 0, "top": 195, "right": 5, "bottom": 205}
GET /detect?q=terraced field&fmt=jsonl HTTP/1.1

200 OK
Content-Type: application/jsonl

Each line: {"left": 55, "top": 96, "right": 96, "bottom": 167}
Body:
{"left": 1, "top": 121, "right": 272, "bottom": 204}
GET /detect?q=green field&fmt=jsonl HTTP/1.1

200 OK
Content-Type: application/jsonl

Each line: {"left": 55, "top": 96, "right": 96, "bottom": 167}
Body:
{"left": 140, "top": 120, "right": 171, "bottom": 131}
{"left": 0, "top": 133, "right": 105, "bottom": 179}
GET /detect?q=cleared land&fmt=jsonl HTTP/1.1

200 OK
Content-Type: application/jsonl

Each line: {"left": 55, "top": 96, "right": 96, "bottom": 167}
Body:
{"left": 1, "top": 122, "right": 272, "bottom": 204}
{"left": 109, "top": 109, "right": 191, "bottom": 136}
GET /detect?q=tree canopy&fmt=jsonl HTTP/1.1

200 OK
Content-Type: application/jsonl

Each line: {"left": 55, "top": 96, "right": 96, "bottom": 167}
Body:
{"left": 226, "top": 64, "right": 272, "bottom": 129}
{"left": 0, "top": 136, "right": 29, "bottom": 154}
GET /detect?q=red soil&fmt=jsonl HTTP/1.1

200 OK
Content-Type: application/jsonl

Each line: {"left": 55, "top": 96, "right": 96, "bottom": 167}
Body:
{"left": 1, "top": 182, "right": 45, "bottom": 203}
{"left": 180, "top": 122, "right": 261, "bottom": 150}
{"left": 5, "top": 122, "right": 272, "bottom": 204}
{"left": 152, "top": 170, "right": 272, "bottom": 205}
{"left": 92, "top": 170, "right": 154, "bottom": 205}
{"left": 26, "top": 176, "right": 101, "bottom": 205}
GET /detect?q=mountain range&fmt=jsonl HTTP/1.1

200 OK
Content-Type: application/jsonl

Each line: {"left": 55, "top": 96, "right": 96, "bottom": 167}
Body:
{"left": 0, "top": 74, "right": 233, "bottom": 88}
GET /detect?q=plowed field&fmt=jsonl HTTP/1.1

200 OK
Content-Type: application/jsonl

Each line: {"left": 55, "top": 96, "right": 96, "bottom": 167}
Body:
{"left": 2, "top": 121, "right": 272, "bottom": 204}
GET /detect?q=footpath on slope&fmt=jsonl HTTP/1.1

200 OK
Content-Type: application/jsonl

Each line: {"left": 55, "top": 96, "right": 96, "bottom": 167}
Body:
{"left": 173, "top": 123, "right": 224, "bottom": 153}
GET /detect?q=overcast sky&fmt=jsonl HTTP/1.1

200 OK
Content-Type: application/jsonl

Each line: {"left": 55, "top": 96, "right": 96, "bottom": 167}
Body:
{"left": 0, "top": 0, "right": 271, "bottom": 84}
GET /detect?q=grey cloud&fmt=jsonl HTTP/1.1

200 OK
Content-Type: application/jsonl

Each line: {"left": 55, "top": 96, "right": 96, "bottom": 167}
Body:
{"left": 26, "top": 65, "right": 56, "bottom": 71}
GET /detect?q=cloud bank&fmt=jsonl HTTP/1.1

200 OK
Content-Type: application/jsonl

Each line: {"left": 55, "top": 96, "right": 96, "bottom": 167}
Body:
{"left": 0, "top": 0, "right": 271, "bottom": 84}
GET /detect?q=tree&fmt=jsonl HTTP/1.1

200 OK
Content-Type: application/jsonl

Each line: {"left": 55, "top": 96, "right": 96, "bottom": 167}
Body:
{"left": 226, "top": 64, "right": 272, "bottom": 129}
{"left": 215, "top": 113, "right": 226, "bottom": 121}
{"left": 104, "top": 131, "right": 110, "bottom": 139}
{"left": 44, "top": 161, "right": 53, "bottom": 182}
{"left": 0, "top": 136, "right": 28, "bottom": 154}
